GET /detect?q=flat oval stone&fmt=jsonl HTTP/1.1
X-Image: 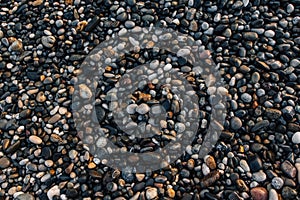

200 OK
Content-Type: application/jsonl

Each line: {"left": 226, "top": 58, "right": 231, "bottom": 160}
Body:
{"left": 0, "top": 157, "right": 10, "bottom": 169}
{"left": 29, "top": 135, "right": 43, "bottom": 145}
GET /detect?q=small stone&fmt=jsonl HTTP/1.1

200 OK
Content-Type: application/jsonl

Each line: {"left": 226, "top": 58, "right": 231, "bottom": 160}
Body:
{"left": 126, "top": 104, "right": 137, "bottom": 114}
{"left": 281, "top": 160, "right": 296, "bottom": 178}
{"left": 150, "top": 60, "right": 159, "bottom": 69}
{"left": 15, "top": 193, "right": 35, "bottom": 200}
{"left": 36, "top": 91, "right": 46, "bottom": 102}
{"left": 146, "top": 187, "right": 158, "bottom": 200}
{"left": 251, "top": 72, "right": 260, "bottom": 83}
{"left": 167, "top": 188, "right": 175, "bottom": 198}
{"left": 204, "top": 155, "right": 217, "bottom": 169}
{"left": 240, "top": 160, "right": 250, "bottom": 172}
{"left": 286, "top": 4, "right": 294, "bottom": 13}
{"left": 69, "top": 150, "right": 78, "bottom": 160}
{"left": 264, "top": 30, "right": 275, "bottom": 37}
{"left": 295, "top": 163, "right": 300, "bottom": 184}
{"left": 281, "top": 186, "right": 297, "bottom": 200}
{"left": 292, "top": 132, "right": 300, "bottom": 144}
{"left": 29, "top": 135, "right": 43, "bottom": 145}
{"left": 250, "top": 187, "right": 268, "bottom": 200}
{"left": 271, "top": 177, "right": 284, "bottom": 189}
{"left": 241, "top": 93, "right": 252, "bottom": 103}
{"left": 125, "top": 21, "right": 135, "bottom": 29}
{"left": 252, "top": 170, "right": 266, "bottom": 182}
{"left": 201, "top": 22, "right": 209, "bottom": 30}
{"left": 0, "top": 157, "right": 10, "bottom": 169}
{"left": 265, "top": 108, "right": 282, "bottom": 120}
{"left": 47, "top": 185, "right": 60, "bottom": 200}
{"left": 177, "top": 48, "right": 191, "bottom": 57}
{"left": 231, "top": 117, "right": 242, "bottom": 130}
{"left": 248, "top": 154, "right": 263, "bottom": 172}
{"left": 243, "top": 32, "right": 258, "bottom": 41}
{"left": 136, "top": 103, "right": 150, "bottom": 115}
{"left": 42, "top": 36, "right": 56, "bottom": 48}
{"left": 268, "top": 189, "right": 278, "bottom": 200}
{"left": 55, "top": 20, "right": 64, "bottom": 28}
{"left": 79, "top": 84, "right": 92, "bottom": 99}
{"left": 9, "top": 40, "right": 23, "bottom": 51}
{"left": 48, "top": 114, "right": 61, "bottom": 124}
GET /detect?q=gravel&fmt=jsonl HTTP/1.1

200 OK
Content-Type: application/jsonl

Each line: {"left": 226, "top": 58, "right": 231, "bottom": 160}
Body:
{"left": 0, "top": 0, "right": 299, "bottom": 199}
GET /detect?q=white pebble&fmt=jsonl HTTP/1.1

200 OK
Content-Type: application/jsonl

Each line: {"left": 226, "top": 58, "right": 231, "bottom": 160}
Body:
{"left": 292, "top": 132, "right": 300, "bottom": 144}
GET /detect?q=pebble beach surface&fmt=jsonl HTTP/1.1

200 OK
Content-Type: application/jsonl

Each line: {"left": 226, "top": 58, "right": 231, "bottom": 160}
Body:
{"left": 0, "top": 0, "right": 300, "bottom": 199}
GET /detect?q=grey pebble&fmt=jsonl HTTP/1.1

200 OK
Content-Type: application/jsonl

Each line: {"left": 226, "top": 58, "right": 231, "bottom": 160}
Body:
{"left": 271, "top": 177, "right": 284, "bottom": 189}
{"left": 41, "top": 36, "right": 56, "bottom": 48}
{"left": 241, "top": 93, "right": 252, "bottom": 103}
{"left": 0, "top": 157, "right": 10, "bottom": 169}
{"left": 231, "top": 117, "right": 242, "bottom": 130}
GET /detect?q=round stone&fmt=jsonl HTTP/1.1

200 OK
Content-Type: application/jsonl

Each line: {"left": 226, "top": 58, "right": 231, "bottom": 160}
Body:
{"left": 271, "top": 177, "right": 284, "bottom": 189}
{"left": 126, "top": 104, "right": 137, "bottom": 114}
{"left": 146, "top": 187, "right": 158, "bottom": 200}
{"left": 231, "top": 117, "right": 242, "bottom": 130}
{"left": 250, "top": 187, "right": 268, "bottom": 200}
{"left": 264, "top": 30, "right": 275, "bottom": 37}
{"left": 241, "top": 93, "right": 252, "bottom": 103}
{"left": 0, "top": 157, "right": 10, "bottom": 169}
{"left": 136, "top": 103, "right": 150, "bottom": 115}
{"left": 292, "top": 132, "right": 300, "bottom": 144}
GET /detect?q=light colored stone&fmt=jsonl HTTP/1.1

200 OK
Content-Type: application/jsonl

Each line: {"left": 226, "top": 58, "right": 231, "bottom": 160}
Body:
{"left": 253, "top": 170, "right": 266, "bottom": 182}
{"left": 47, "top": 185, "right": 60, "bottom": 200}
{"left": 292, "top": 132, "right": 300, "bottom": 144}
{"left": 240, "top": 160, "right": 250, "bottom": 172}
{"left": 29, "top": 135, "right": 43, "bottom": 145}
{"left": 136, "top": 103, "right": 150, "bottom": 114}
{"left": 146, "top": 187, "right": 158, "bottom": 200}
{"left": 79, "top": 84, "right": 92, "bottom": 99}
{"left": 271, "top": 177, "right": 284, "bottom": 189}
{"left": 269, "top": 189, "right": 278, "bottom": 200}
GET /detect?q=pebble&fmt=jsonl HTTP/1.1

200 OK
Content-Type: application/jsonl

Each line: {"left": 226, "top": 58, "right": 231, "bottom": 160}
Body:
{"left": 36, "top": 91, "right": 46, "bottom": 103}
{"left": 286, "top": 4, "right": 294, "bottom": 13}
{"left": 15, "top": 193, "right": 35, "bottom": 200}
{"left": 241, "top": 93, "right": 252, "bottom": 103}
{"left": 265, "top": 108, "right": 282, "bottom": 120}
{"left": 243, "top": 32, "right": 258, "bottom": 41}
{"left": 41, "top": 36, "right": 56, "bottom": 48}
{"left": 136, "top": 103, "right": 150, "bottom": 115}
{"left": 0, "top": 157, "right": 10, "bottom": 169}
{"left": 231, "top": 117, "right": 242, "bottom": 130}
{"left": 281, "top": 186, "right": 297, "bottom": 200}
{"left": 29, "top": 135, "right": 43, "bottom": 145}
{"left": 47, "top": 185, "right": 60, "bottom": 200}
{"left": 292, "top": 132, "right": 300, "bottom": 144}
{"left": 250, "top": 187, "right": 268, "bottom": 200}
{"left": 248, "top": 155, "right": 263, "bottom": 172}
{"left": 9, "top": 40, "right": 23, "bottom": 51}
{"left": 79, "top": 84, "right": 92, "bottom": 99}
{"left": 146, "top": 187, "right": 158, "bottom": 200}
{"left": 240, "top": 160, "right": 250, "bottom": 172}
{"left": 264, "top": 30, "right": 275, "bottom": 37}
{"left": 295, "top": 163, "right": 300, "bottom": 184}
{"left": 268, "top": 189, "right": 278, "bottom": 200}
{"left": 271, "top": 177, "right": 284, "bottom": 189}
{"left": 281, "top": 160, "right": 296, "bottom": 178}
{"left": 69, "top": 150, "right": 78, "bottom": 160}
{"left": 167, "top": 188, "right": 175, "bottom": 198}
{"left": 252, "top": 170, "right": 266, "bottom": 182}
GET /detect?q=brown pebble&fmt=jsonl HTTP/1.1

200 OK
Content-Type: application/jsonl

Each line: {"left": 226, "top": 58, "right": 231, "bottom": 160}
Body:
{"left": 200, "top": 170, "right": 221, "bottom": 188}
{"left": 205, "top": 155, "right": 216, "bottom": 170}
{"left": 250, "top": 187, "right": 268, "bottom": 200}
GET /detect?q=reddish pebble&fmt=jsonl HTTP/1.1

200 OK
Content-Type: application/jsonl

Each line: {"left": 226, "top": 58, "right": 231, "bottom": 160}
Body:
{"left": 250, "top": 187, "right": 268, "bottom": 200}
